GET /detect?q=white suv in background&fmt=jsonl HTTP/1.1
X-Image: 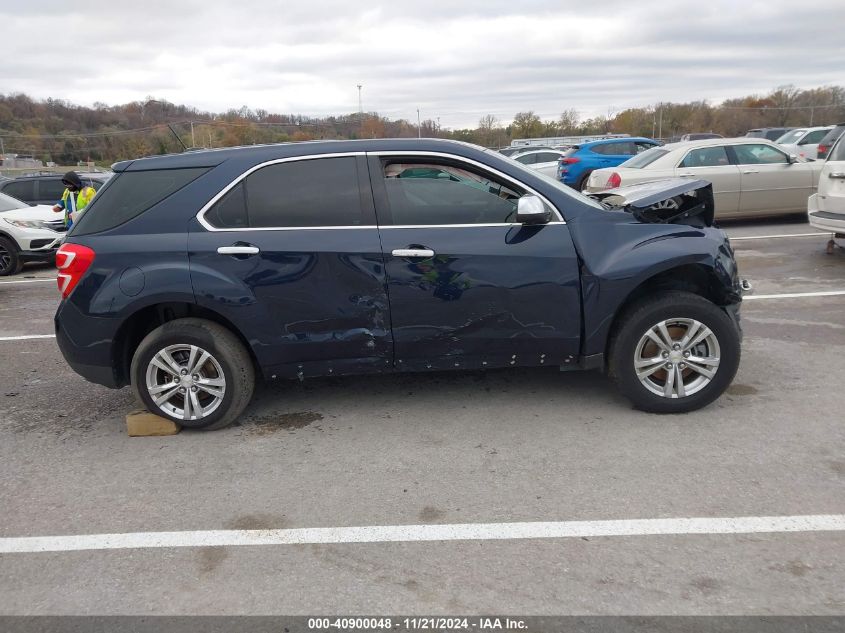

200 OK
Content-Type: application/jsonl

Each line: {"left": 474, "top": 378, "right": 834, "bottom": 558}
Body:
{"left": 0, "top": 191, "right": 65, "bottom": 275}
{"left": 776, "top": 126, "right": 833, "bottom": 160}
{"left": 808, "top": 135, "right": 845, "bottom": 250}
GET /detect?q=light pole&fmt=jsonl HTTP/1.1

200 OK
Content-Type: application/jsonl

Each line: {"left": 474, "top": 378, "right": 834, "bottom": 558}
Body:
{"left": 417, "top": 108, "right": 421, "bottom": 138}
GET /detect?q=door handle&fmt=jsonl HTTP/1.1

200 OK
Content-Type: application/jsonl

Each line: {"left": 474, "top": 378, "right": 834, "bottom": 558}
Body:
{"left": 392, "top": 248, "right": 435, "bottom": 258}
{"left": 678, "top": 173, "right": 694, "bottom": 177}
{"left": 829, "top": 172, "right": 845, "bottom": 179}
{"left": 742, "top": 170, "right": 759, "bottom": 174}
{"left": 217, "top": 245, "right": 260, "bottom": 256}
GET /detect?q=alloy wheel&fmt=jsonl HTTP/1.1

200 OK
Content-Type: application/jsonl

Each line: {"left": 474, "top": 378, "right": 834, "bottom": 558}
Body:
{"left": 633, "top": 318, "right": 721, "bottom": 398}
{"left": 145, "top": 344, "right": 227, "bottom": 420}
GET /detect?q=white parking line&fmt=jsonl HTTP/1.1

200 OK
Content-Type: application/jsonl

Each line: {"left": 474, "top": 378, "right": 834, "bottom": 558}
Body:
{"left": 0, "top": 278, "right": 55, "bottom": 285}
{"left": 745, "top": 290, "right": 845, "bottom": 300}
{"left": 1, "top": 514, "right": 842, "bottom": 554}
{"left": 0, "top": 334, "right": 55, "bottom": 341}
{"left": 729, "top": 232, "right": 831, "bottom": 241}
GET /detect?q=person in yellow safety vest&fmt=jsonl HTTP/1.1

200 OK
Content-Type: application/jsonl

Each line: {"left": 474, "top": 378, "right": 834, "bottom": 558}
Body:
{"left": 52, "top": 171, "right": 96, "bottom": 230}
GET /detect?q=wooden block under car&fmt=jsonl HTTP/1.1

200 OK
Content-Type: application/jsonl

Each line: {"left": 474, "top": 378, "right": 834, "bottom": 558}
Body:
{"left": 126, "top": 410, "right": 181, "bottom": 436}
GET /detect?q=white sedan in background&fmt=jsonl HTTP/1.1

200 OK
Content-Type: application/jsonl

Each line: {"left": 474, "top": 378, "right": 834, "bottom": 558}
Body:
{"left": 776, "top": 126, "right": 833, "bottom": 160}
{"left": 510, "top": 149, "right": 568, "bottom": 178}
{"left": 585, "top": 139, "right": 824, "bottom": 219}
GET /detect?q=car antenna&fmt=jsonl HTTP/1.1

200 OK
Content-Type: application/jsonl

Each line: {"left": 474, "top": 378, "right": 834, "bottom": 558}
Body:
{"left": 166, "top": 124, "right": 188, "bottom": 151}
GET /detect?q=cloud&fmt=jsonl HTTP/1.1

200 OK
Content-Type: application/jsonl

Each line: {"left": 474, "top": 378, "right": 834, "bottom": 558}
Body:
{"left": 1, "top": 0, "right": 842, "bottom": 128}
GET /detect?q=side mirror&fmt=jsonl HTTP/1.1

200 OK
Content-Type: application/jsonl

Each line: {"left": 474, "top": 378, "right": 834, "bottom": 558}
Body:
{"left": 788, "top": 154, "right": 799, "bottom": 164}
{"left": 516, "top": 194, "right": 551, "bottom": 225}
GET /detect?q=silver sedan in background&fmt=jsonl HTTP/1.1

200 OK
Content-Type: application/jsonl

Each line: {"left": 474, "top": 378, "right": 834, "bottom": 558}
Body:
{"left": 585, "top": 139, "right": 824, "bottom": 219}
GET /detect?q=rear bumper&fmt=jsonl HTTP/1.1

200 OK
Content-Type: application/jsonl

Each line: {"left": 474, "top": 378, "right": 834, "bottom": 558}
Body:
{"left": 55, "top": 299, "right": 123, "bottom": 389}
{"left": 808, "top": 195, "right": 845, "bottom": 234}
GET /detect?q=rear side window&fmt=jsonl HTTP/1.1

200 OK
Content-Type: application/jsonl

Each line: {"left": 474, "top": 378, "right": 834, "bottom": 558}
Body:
{"left": 830, "top": 136, "right": 845, "bottom": 162}
{"left": 680, "top": 146, "right": 730, "bottom": 168}
{"left": 71, "top": 168, "right": 207, "bottom": 236}
{"left": 2, "top": 180, "right": 35, "bottom": 202}
{"left": 204, "top": 157, "right": 363, "bottom": 229}
{"left": 801, "top": 129, "right": 828, "bottom": 144}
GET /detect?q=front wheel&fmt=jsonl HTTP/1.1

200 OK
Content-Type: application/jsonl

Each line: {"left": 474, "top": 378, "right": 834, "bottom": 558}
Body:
{"left": 130, "top": 318, "right": 255, "bottom": 430}
{"left": 608, "top": 292, "right": 740, "bottom": 413}
{"left": 0, "top": 236, "right": 22, "bottom": 276}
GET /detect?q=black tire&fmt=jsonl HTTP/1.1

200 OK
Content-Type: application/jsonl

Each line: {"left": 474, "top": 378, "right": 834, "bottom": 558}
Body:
{"left": 608, "top": 292, "right": 740, "bottom": 413}
{"left": 130, "top": 318, "right": 255, "bottom": 430}
{"left": 576, "top": 170, "right": 594, "bottom": 192}
{"left": 0, "top": 236, "right": 22, "bottom": 276}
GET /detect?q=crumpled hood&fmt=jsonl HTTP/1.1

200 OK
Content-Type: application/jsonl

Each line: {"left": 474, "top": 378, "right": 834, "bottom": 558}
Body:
{"left": 589, "top": 178, "right": 715, "bottom": 227}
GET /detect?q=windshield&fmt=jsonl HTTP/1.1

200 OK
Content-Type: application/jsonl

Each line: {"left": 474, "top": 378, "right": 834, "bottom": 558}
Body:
{"left": 776, "top": 129, "right": 806, "bottom": 144}
{"left": 0, "top": 191, "right": 26, "bottom": 213}
{"left": 620, "top": 147, "right": 670, "bottom": 168}
{"left": 496, "top": 151, "right": 604, "bottom": 210}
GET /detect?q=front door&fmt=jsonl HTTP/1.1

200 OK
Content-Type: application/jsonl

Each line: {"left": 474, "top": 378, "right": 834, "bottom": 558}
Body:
{"left": 730, "top": 143, "right": 814, "bottom": 214}
{"left": 189, "top": 154, "right": 392, "bottom": 378}
{"left": 369, "top": 154, "right": 582, "bottom": 371}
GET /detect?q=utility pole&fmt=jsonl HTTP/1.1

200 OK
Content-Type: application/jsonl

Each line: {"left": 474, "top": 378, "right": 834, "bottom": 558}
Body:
{"left": 417, "top": 108, "right": 421, "bottom": 138}
{"left": 190, "top": 121, "right": 196, "bottom": 147}
{"left": 357, "top": 84, "right": 363, "bottom": 136}
{"left": 658, "top": 107, "right": 663, "bottom": 140}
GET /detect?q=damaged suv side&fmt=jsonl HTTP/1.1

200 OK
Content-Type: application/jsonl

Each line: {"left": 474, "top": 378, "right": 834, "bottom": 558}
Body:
{"left": 54, "top": 139, "right": 746, "bottom": 430}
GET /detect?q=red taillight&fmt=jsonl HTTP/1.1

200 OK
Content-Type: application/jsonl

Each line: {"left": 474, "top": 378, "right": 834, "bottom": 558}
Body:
{"left": 818, "top": 144, "right": 829, "bottom": 156}
{"left": 606, "top": 172, "right": 622, "bottom": 188}
{"left": 561, "top": 157, "right": 580, "bottom": 164}
{"left": 56, "top": 243, "right": 96, "bottom": 299}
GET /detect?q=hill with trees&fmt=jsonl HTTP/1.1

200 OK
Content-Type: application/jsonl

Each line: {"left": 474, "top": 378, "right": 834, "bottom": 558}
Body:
{"left": 1, "top": 85, "right": 842, "bottom": 165}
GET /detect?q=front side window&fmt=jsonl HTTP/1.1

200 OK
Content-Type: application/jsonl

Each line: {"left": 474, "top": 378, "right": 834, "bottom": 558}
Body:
{"left": 732, "top": 144, "right": 788, "bottom": 165}
{"left": 381, "top": 161, "right": 522, "bottom": 225}
{"left": 680, "top": 146, "right": 730, "bottom": 168}
{"left": 205, "top": 157, "right": 363, "bottom": 229}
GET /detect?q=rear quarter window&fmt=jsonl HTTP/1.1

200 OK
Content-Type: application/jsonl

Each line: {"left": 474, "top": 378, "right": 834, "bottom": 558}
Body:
{"left": 70, "top": 168, "right": 208, "bottom": 236}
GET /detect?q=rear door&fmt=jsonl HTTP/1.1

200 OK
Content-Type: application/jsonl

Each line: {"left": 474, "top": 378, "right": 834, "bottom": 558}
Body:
{"left": 729, "top": 143, "right": 813, "bottom": 214}
{"left": 188, "top": 154, "right": 392, "bottom": 378}
{"left": 369, "top": 153, "right": 582, "bottom": 371}
{"left": 675, "top": 145, "right": 741, "bottom": 216}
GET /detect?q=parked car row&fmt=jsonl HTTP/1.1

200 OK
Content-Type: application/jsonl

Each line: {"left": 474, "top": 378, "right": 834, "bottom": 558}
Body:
{"left": 583, "top": 138, "right": 823, "bottom": 219}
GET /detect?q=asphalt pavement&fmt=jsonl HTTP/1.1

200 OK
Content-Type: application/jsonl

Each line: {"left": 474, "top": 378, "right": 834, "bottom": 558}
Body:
{"left": 0, "top": 217, "right": 843, "bottom": 615}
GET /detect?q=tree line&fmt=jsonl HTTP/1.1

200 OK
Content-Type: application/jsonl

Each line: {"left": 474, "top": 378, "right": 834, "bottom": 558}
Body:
{"left": 0, "top": 85, "right": 842, "bottom": 165}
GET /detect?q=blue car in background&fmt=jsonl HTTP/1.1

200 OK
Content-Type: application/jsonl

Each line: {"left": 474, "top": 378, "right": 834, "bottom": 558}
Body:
{"left": 558, "top": 137, "right": 661, "bottom": 190}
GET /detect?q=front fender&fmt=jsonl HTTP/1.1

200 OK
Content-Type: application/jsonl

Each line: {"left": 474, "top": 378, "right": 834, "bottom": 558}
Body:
{"left": 570, "top": 212, "right": 740, "bottom": 358}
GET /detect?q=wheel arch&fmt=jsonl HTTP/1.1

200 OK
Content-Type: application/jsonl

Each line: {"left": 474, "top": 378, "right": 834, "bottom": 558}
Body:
{"left": 589, "top": 263, "right": 737, "bottom": 364}
{"left": 112, "top": 301, "right": 261, "bottom": 387}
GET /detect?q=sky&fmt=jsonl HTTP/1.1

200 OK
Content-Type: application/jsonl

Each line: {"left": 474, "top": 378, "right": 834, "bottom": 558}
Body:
{"left": 2, "top": 0, "right": 844, "bottom": 129}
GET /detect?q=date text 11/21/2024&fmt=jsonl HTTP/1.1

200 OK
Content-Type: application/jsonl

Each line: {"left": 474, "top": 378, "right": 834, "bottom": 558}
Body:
{"left": 307, "top": 617, "right": 528, "bottom": 630}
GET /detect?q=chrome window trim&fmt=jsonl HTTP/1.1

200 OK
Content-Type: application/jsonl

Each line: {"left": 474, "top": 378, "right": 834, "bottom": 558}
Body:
{"left": 196, "top": 152, "right": 367, "bottom": 232}
{"left": 195, "top": 149, "right": 565, "bottom": 232}
{"left": 371, "top": 150, "right": 564, "bottom": 223}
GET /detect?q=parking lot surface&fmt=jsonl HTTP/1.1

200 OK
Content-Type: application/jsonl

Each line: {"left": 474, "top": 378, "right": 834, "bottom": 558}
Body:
{"left": 1, "top": 218, "right": 843, "bottom": 614}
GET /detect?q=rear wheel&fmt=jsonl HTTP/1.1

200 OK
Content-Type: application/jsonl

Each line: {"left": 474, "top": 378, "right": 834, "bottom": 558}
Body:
{"left": 0, "top": 236, "right": 22, "bottom": 276}
{"left": 608, "top": 292, "right": 740, "bottom": 413}
{"left": 576, "top": 170, "right": 594, "bottom": 192}
{"left": 130, "top": 318, "right": 255, "bottom": 430}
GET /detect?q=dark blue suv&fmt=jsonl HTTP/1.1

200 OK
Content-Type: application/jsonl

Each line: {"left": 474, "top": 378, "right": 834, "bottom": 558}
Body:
{"left": 55, "top": 139, "right": 744, "bottom": 430}
{"left": 558, "top": 137, "right": 660, "bottom": 191}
